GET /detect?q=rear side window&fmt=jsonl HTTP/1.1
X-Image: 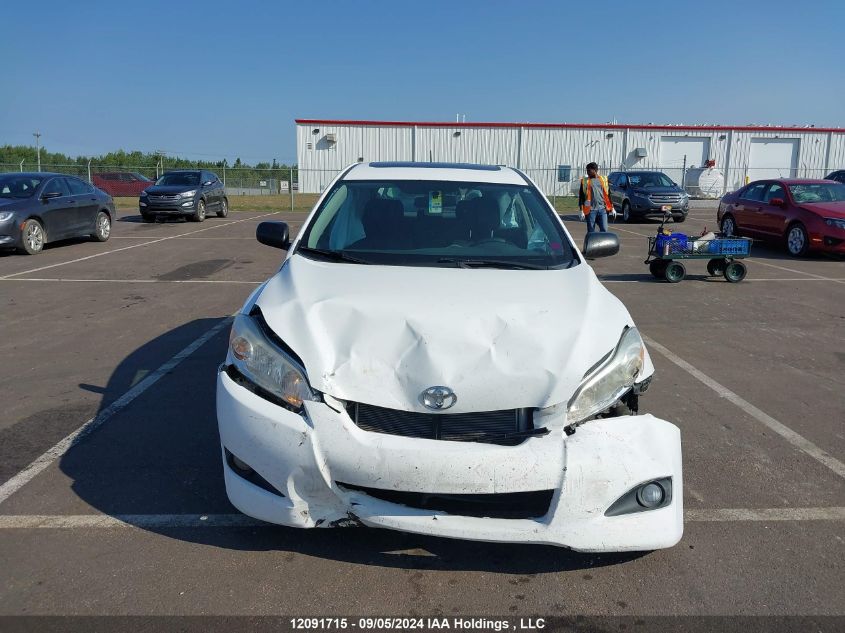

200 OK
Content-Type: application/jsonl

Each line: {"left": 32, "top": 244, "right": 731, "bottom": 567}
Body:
{"left": 66, "top": 177, "right": 93, "bottom": 195}
{"left": 44, "top": 178, "right": 70, "bottom": 197}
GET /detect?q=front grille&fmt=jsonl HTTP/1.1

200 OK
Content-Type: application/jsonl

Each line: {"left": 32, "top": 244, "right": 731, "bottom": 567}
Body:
{"left": 337, "top": 482, "right": 554, "bottom": 519}
{"left": 149, "top": 194, "right": 180, "bottom": 201}
{"left": 648, "top": 193, "right": 682, "bottom": 203}
{"left": 348, "top": 402, "right": 536, "bottom": 446}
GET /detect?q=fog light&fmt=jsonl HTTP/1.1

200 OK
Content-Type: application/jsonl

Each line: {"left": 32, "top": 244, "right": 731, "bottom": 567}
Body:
{"left": 637, "top": 482, "right": 665, "bottom": 508}
{"left": 231, "top": 455, "right": 252, "bottom": 473}
{"left": 181, "top": 201, "right": 193, "bottom": 207}
{"left": 139, "top": 201, "right": 147, "bottom": 207}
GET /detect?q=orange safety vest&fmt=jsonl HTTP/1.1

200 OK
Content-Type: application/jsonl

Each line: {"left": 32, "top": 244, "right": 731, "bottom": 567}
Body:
{"left": 581, "top": 176, "right": 613, "bottom": 216}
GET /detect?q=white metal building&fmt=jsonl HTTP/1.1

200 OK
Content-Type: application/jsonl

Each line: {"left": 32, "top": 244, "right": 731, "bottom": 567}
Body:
{"left": 295, "top": 119, "right": 845, "bottom": 196}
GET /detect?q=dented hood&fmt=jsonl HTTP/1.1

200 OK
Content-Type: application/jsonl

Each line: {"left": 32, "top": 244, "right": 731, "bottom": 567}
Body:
{"left": 255, "top": 255, "right": 634, "bottom": 412}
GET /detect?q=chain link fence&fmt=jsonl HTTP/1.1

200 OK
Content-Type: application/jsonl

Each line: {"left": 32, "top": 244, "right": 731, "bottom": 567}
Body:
{"left": 4, "top": 162, "right": 841, "bottom": 207}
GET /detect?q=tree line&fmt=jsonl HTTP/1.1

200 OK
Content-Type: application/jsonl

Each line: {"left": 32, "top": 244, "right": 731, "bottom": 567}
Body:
{"left": 0, "top": 145, "right": 295, "bottom": 171}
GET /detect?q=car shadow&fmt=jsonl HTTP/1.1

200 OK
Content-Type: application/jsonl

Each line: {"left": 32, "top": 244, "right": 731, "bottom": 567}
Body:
{"left": 57, "top": 318, "right": 649, "bottom": 573}
{"left": 119, "top": 214, "right": 190, "bottom": 224}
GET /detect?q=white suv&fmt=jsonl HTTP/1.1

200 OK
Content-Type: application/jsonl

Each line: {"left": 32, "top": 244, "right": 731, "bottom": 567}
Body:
{"left": 216, "top": 161, "right": 683, "bottom": 552}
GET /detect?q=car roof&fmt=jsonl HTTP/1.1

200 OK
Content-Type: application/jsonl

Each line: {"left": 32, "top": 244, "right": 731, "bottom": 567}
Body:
{"left": 344, "top": 162, "right": 526, "bottom": 185}
{"left": 5, "top": 172, "right": 62, "bottom": 178}
{"left": 748, "top": 178, "right": 838, "bottom": 185}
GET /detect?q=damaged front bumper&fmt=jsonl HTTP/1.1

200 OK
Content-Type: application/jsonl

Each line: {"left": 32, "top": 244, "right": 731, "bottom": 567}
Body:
{"left": 216, "top": 370, "right": 683, "bottom": 552}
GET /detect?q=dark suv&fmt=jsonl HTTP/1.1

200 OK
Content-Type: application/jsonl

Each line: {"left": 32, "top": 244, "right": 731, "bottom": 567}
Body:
{"left": 139, "top": 170, "right": 228, "bottom": 222}
{"left": 608, "top": 171, "right": 689, "bottom": 223}
{"left": 825, "top": 170, "right": 845, "bottom": 185}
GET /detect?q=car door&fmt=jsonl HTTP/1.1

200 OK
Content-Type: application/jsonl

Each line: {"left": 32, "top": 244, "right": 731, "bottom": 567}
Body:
{"left": 608, "top": 173, "right": 623, "bottom": 209}
{"left": 65, "top": 177, "right": 99, "bottom": 235}
{"left": 733, "top": 182, "right": 767, "bottom": 235}
{"left": 758, "top": 182, "right": 788, "bottom": 236}
{"left": 38, "top": 177, "right": 75, "bottom": 241}
{"left": 201, "top": 171, "right": 219, "bottom": 210}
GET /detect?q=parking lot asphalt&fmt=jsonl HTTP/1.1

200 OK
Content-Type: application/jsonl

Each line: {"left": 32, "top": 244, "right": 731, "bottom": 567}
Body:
{"left": 0, "top": 207, "right": 843, "bottom": 620}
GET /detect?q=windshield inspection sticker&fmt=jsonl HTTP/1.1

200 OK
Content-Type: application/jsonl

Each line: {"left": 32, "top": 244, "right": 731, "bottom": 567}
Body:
{"left": 429, "top": 190, "right": 443, "bottom": 214}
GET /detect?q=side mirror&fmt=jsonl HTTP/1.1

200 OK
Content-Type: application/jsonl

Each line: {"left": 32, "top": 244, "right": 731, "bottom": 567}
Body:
{"left": 583, "top": 232, "right": 620, "bottom": 259}
{"left": 256, "top": 221, "right": 290, "bottom": 250}
{"left": 41, "top": 191, "right": 62, "bottom": 200}
{"left": 769, "top": 197, "right": 785, "bottom": 207}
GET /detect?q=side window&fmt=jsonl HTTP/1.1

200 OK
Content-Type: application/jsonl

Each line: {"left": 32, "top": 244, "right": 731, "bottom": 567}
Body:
{"left": 617, "top": 173, "right": 627, "bottom": 187}
{"left": 763, "top": 183, "right": 784, "bottom": 203}
{"left": 742, "top": 183, "right": 766, "bottom": 201}
{"left": 44, "top": 178, "right": 70, "bottom": 197}
{"left": 66, "top": 177, "right": 92, "bottom": 195}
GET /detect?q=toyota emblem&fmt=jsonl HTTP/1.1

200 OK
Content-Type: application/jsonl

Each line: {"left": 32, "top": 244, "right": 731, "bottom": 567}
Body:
{"left": 421, "top": 386, "right": 457, "bottom": 410}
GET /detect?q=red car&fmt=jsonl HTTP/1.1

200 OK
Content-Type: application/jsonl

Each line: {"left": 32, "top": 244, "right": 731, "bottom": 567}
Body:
{"left": 92, "top": 172, "right": 153, "bottom": 197}
{"left": 717, "top": 179, "right": 845, "bottom": 256}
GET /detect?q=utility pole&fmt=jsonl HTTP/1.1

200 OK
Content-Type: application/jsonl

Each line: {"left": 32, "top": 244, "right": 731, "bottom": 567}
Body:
{"left": 33, "top": 131, "right": 41, "bottom": 172}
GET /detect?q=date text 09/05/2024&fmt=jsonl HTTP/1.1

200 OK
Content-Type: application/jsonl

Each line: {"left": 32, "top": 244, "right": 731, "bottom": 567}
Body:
{"left": 289, "top": 617, "right": 547, "bottom": 631}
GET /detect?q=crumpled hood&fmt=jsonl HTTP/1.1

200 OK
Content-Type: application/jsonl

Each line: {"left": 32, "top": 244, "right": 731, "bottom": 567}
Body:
{"left": 255, "top": 256, "right": 636, "bottom": 412}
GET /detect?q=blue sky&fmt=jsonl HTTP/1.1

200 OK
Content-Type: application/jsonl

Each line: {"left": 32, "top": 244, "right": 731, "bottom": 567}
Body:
{"left": 2, "top": 0, "right": 843, "bottom": 164}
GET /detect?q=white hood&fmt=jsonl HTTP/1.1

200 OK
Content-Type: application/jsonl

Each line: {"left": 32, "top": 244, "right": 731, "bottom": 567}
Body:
{"left": 255, "top": 256, "right": 637, "bottom": 412}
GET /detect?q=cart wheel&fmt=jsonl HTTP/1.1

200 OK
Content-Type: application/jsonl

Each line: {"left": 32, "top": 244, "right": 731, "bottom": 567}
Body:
{"left": 723, "top": 261, "right": 747, "bottom": 283}
{"left": 707, "top": 258, "right": 727, "bottom": 276}
{"left": 649, "top": 260, "right": 667, "bottom": 279}
{"left": 664, "top": 261, "right": 686, "bottom": 283}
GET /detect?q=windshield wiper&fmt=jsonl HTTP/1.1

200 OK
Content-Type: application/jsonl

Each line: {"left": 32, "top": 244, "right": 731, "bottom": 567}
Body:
{"left": 437, "top": 258, "right": 549, "bottom": 270}
{"left": 297, "top": 246, "right": 371, "bottom": 265}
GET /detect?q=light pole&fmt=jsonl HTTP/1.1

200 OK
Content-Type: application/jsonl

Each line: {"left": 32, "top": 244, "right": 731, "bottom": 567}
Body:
{"left": 33, "top": 131, "right": 41, "bottom": 172}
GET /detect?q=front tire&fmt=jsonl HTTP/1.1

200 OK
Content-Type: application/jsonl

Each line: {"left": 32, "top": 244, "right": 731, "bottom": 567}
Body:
{"left": 622, "top": 201, "right": 632, "bottom": 223}
{"left": 19, "top": 219, "right": 45, "bottom": 255}
{"left": 192, "top": 199, "right": 207, "bottom": 223}
{"left": 785, "top": 223, "right": 809, "bottom": 257}
{"left": 141, "top": 212, "right": 155, "bottom": 223}
{"left": 217, "top": 197, "right": 229, "bottom": 218}
{"left": 720, "top": 214, "right": 738, "bottom": 237}
{"left": 723, "top": 261, "right": 747, "bottom": 283}
{"left": 672, "top": 212, "right": 686, "bottom": 223}
{"left": 707, "top": 258, "right": 727, "bottom": 276}
{"left": 93, "top": 211, "right": 111, "bottom": 242}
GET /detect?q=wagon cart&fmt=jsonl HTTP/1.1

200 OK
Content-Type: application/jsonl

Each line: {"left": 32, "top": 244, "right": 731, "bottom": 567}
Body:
{"left": 644, "top": 215, "right": 753, "bottom": 284}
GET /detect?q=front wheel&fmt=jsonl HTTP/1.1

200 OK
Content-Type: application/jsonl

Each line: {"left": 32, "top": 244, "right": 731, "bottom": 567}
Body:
{"left": 672, "top": 212, "right": 686, "bottom": 223}
{"left": 622, "top": 201, "right": 632, "bottom": 223}
{"left": 720, "top": 214, "right": 738, "bottom": 237}
{"left": 785, "top": 223, "right": 808, "bottom": 257}
{"left": 93, "top": 211, "right": 111, "bottom": 242}
{"left": 192, "top": 200, "right": 206, "bottom": 222}
{"left": 19, "top": 219, "right": 45, "bottom": 254}
{"left": 649, "top": 260, "right": 667, "bottom": 279}
{"left": 723, "top": 261, "right": 747, "bottom": 283}
{"left": 217, "top": 197, "right": 229, "bottom": 218}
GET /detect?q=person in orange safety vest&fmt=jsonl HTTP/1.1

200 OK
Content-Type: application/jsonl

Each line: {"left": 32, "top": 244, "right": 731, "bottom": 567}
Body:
{"left": 578, "top": 162, "right": 617, "bottom": 233}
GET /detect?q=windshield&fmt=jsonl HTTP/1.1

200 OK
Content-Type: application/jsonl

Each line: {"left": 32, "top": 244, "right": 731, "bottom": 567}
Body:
{"left": 298, "top": 179, "right": 578, "bottom": 269}
{"left": 788, "top": 183, "right": 845, "bottom": 204}
{"left": 0, "top": 175, "right": 43, "bottom": 199}
{"left": 627, "top": 172, "right": 675, "bottom": 188}
{"left": 155, "top": 172, "right": 200, "bottom": 186}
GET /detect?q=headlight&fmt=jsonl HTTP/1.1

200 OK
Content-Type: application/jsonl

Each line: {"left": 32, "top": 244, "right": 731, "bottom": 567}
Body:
{"left": 140, "top": 191, "right": 148, "bottom": 198}
{"left": 567, "top": 327, "right": 645, "bottom": 424}
{"left": 180, "top": 190, "right": 197, "bottom": 198}
{"left": 824, "top": 217, "right": 845, "bottom": 230}
{"left": 0, "top": 211, "right": 14, "bottom": 222}
{"left": 228, "top": 313, "right": 316, "bottom": 411}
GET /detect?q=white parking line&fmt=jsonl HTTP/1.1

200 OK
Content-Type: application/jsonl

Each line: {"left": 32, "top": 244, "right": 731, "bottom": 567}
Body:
{"left": 0, "top": 316, "right": 234, "bottom": 507}
{"left": 0, "top": 212, "right": 278, "bottom": 281}
{"left": 0, "top": 508, "right": 842, "bottom": 529}
{"left": 644, "top": 335, "right": 845, "bottom": 480}
{"left": 0, "top": 278, "right": 262, "bottom": 285}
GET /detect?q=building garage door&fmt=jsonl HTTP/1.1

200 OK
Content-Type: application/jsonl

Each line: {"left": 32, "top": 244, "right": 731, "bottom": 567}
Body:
{"left": 748, "top": 138, "right": 799, "bottom": 180}
{"left": 659, "top": 137, "right": 710, "bottom": 187}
